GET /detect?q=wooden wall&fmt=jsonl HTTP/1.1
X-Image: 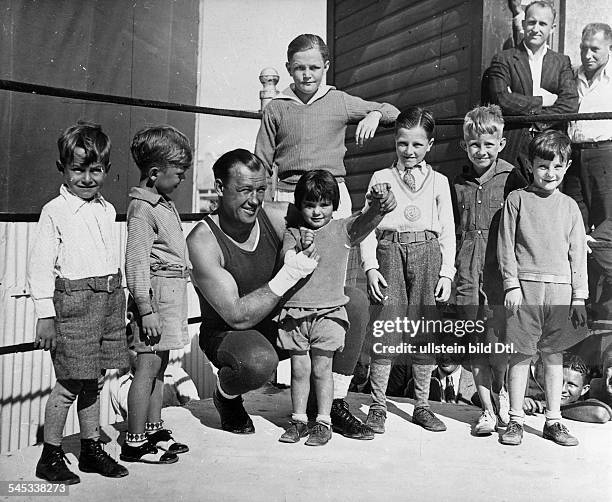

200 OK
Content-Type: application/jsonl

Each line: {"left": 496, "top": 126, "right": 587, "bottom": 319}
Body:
{"left": 328, "top": 0, "right": 515, "bottom": 209}
{"left": 0, "top": 0, "right": 199, "bottom": 214}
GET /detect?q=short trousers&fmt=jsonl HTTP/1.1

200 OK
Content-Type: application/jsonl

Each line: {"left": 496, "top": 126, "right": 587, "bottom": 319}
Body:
{"left": 504, "top": 281, "right": 588, "bottom": 356}
{"left": 52, "top": 271, "right": 129, "bottom": 380}
{"left": 128, "top": 275, "right": 189, "bottom": 353}
{"left": 277, "top": 306, "right": 348, "bottom": 354}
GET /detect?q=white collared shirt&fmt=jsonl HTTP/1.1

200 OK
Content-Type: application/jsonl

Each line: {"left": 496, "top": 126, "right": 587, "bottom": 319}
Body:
{"left": 524, "top": 42, "right": 548, "bottom": 93}
{"left": 568, "top": 58, "right": 612, "bottom": 142}
{"left": 27, "top": 185, "right": 119, "bottom": 318}
{"left": 274, "top": 83, "right": 334, "bottom": 105}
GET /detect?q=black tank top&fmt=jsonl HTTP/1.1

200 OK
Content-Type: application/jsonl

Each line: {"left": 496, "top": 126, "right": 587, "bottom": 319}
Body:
{"left": 197, "top": 209, "right": 281, "bottom": 331}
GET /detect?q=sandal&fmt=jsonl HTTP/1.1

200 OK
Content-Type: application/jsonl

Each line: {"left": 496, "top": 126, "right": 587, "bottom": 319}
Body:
{"left": 146, "top": 429, "right": 189, "bottom": 455}
{"left": 119, "top": 441, "right": 178, "bottom": 464}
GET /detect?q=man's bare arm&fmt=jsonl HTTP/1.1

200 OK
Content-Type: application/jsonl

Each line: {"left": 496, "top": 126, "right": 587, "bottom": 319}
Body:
{"left": 187, "top": 224, "right": 282, "bottom": 330}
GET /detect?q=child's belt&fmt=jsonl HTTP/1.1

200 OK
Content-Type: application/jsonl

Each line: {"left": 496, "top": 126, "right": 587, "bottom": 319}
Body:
{"left": 55, "top": 271, "right": 122, "bottom": 293}
{"left": 150, "top": 264, "right": 190, "bottom": 278}
{"left": 377, "top": 230, "right": 437, "bottom": 243}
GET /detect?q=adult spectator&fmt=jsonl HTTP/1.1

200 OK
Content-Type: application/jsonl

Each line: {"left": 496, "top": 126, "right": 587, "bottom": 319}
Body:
{"left": 187, "top": 149, "right": 374, "bottom": 439}
{"left": 487, "top": 0, "right": 578, "bottom": 178}
{"left": 564, "top": 23, "right": 612, "bottom": 230}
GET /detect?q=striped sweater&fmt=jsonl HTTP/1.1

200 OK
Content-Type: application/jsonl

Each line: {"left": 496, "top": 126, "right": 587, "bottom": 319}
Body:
{"left": 255, "top": 87, "right": 399, "bottom": 190}
{"left": 125, "top": 187, "right": 188, "bottom": 315}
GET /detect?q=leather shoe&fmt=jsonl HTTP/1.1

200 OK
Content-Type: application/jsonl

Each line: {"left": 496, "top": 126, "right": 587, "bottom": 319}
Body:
{"left": 412, "top": 407, "right": 446, "bottom": 432}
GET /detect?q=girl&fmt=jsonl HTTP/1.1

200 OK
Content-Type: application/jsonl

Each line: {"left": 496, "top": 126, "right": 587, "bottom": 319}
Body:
{"left": 255, "top": 33, "right": 399, "bottom": 218}
{"left": 360, "top": 107, "right": 456, "bottom": 434}
{"left": 121, "top": 126, "right": 192, "bottom": 464}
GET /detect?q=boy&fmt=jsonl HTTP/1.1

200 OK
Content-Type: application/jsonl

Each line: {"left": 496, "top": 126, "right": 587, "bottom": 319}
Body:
{"left": 121, "top": 125, "right": 192, "bottom": 464}
{"left": 452, "top": 105, "right": 527, "bottom": 434}
{"left": 278, "top": 170, "right": 395, "bottom": 446}
{"left": 27, "top": 122, "right": 129, "bottom": 484}
{"left": 498, "top": 130, "right": 588, "bottom": 446}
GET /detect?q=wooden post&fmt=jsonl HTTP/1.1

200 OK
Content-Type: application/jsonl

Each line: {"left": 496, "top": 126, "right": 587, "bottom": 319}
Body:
{"left": 259, "top": 67, "right": 279, "bottom": 111}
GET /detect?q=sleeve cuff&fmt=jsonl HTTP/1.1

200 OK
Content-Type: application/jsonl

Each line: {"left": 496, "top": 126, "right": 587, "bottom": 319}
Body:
{"left": 135, "top": 299, "right": 153, "bottom": 315}
{"left": 34, "top": 298, "right": 56, "bottom": 319}
{"left": 503, "top": 278, "right": 521, "bottom": 290}
{"left": 362, "top": 259, "right": 379, "bottom": 273}
{"left": 572, "top": 289, "right": 588, "bottom": 301}
{"left": 439, "top": 265, "right": 456, "bottom": 281}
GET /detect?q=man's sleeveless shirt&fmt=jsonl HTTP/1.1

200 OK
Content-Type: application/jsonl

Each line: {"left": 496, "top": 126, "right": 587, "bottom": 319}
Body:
{"left": 197, "top": 210, "right": 280, "bottom": 331}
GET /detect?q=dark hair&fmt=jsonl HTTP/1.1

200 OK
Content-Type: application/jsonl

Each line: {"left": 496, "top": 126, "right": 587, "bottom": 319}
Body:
{"left": 287, "top": 34, "right": 330, "bottom": 63}
{"left": 582, "top": 23, "right": 612, "bottom": 43}
{"left": 294, "top": 170, "right": 340, "bottom": 210}
{"left": 525, "top": 1, "right": 556, "bottom": 21}
{"left": 57, "top": 121, "right": 111, "bottom": 168}
{"left": 563, "top": 353, "right": 590, "bottom": 385}
{"left": 131, "top": 125, "right": 192, "bottom": 178}
{"left": 212, "top": 149, "right": 266, "bottom": 183}
{"left": 528, "top": 130, "right": 572, "bottom": 163}
{"left": 395, "top": 106, "right": 435, "bottom": 139}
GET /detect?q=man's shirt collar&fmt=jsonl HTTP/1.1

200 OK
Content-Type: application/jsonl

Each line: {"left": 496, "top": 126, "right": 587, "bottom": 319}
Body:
{"left": 577, "top": 57, "right": 612, "bottom": 85}
{"left": 523, "top": 41, "right": 548, "bottom": 60}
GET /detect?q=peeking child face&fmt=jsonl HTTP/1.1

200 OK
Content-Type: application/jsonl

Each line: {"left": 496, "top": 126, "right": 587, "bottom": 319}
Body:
{"left": 300, "top": 198, "right": 334, "bottom": 230}
{"left": 529, "top": 154, "right": 570, "bottom": 193}
{"left": 58, "top": 147, "right": 109, "bottom": 201}
{"left": 286, "top": 47, "right": 330, "bottom": 103}
{"left": 561, "top": 367, "right": 590, "bottom": 405}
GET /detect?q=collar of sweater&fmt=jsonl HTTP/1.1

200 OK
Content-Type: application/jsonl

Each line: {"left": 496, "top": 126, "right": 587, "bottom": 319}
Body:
{"left": 274, "top": 84, "right": 335, "bottom": 105}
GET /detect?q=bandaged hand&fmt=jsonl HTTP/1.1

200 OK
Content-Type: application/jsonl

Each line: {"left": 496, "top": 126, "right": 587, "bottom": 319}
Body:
{"left": 268, "top": 247, "right": 320, "bottom": 296}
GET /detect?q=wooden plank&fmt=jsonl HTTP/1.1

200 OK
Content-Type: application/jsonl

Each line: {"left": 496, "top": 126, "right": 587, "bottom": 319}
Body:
{"left": 342, "top": 51, "right": 469, "bottom": 101}
{"left": 335, "top": 9, "right": 468, "bottom": 74}
{"left": 336, "top": 25, "right": 470, "bottom": 85}
{"left": 334, "top": 0, "right": 379, "bottom": 21}
{"left": 334, "top": 0, "right": 468, "bottom": 55}
{"left": 335, "top": 0, "right": 413, "bottom": 37}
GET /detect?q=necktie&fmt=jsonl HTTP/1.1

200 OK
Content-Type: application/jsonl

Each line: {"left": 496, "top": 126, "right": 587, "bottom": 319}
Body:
{"left": 445, "top": 376, "right": 456, "bottom": 403}
{"left": 402, "top": 168, "right": 417, "bottom": 191}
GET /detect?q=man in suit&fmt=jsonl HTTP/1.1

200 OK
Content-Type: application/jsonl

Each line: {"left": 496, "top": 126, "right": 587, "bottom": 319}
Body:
{"left": 487, "top": 0, "right": 578, "bottom": 178}
{"left": 406, "top": 355, "right": 478, "bottom": 406}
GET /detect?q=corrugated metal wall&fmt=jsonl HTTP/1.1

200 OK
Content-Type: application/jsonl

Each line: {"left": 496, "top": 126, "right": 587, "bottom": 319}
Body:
{"left": 328, "top": 0, "right": 477, "bottom": 209}
{"left": 0, "top": 221, "right": 215, "bottom": 454}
